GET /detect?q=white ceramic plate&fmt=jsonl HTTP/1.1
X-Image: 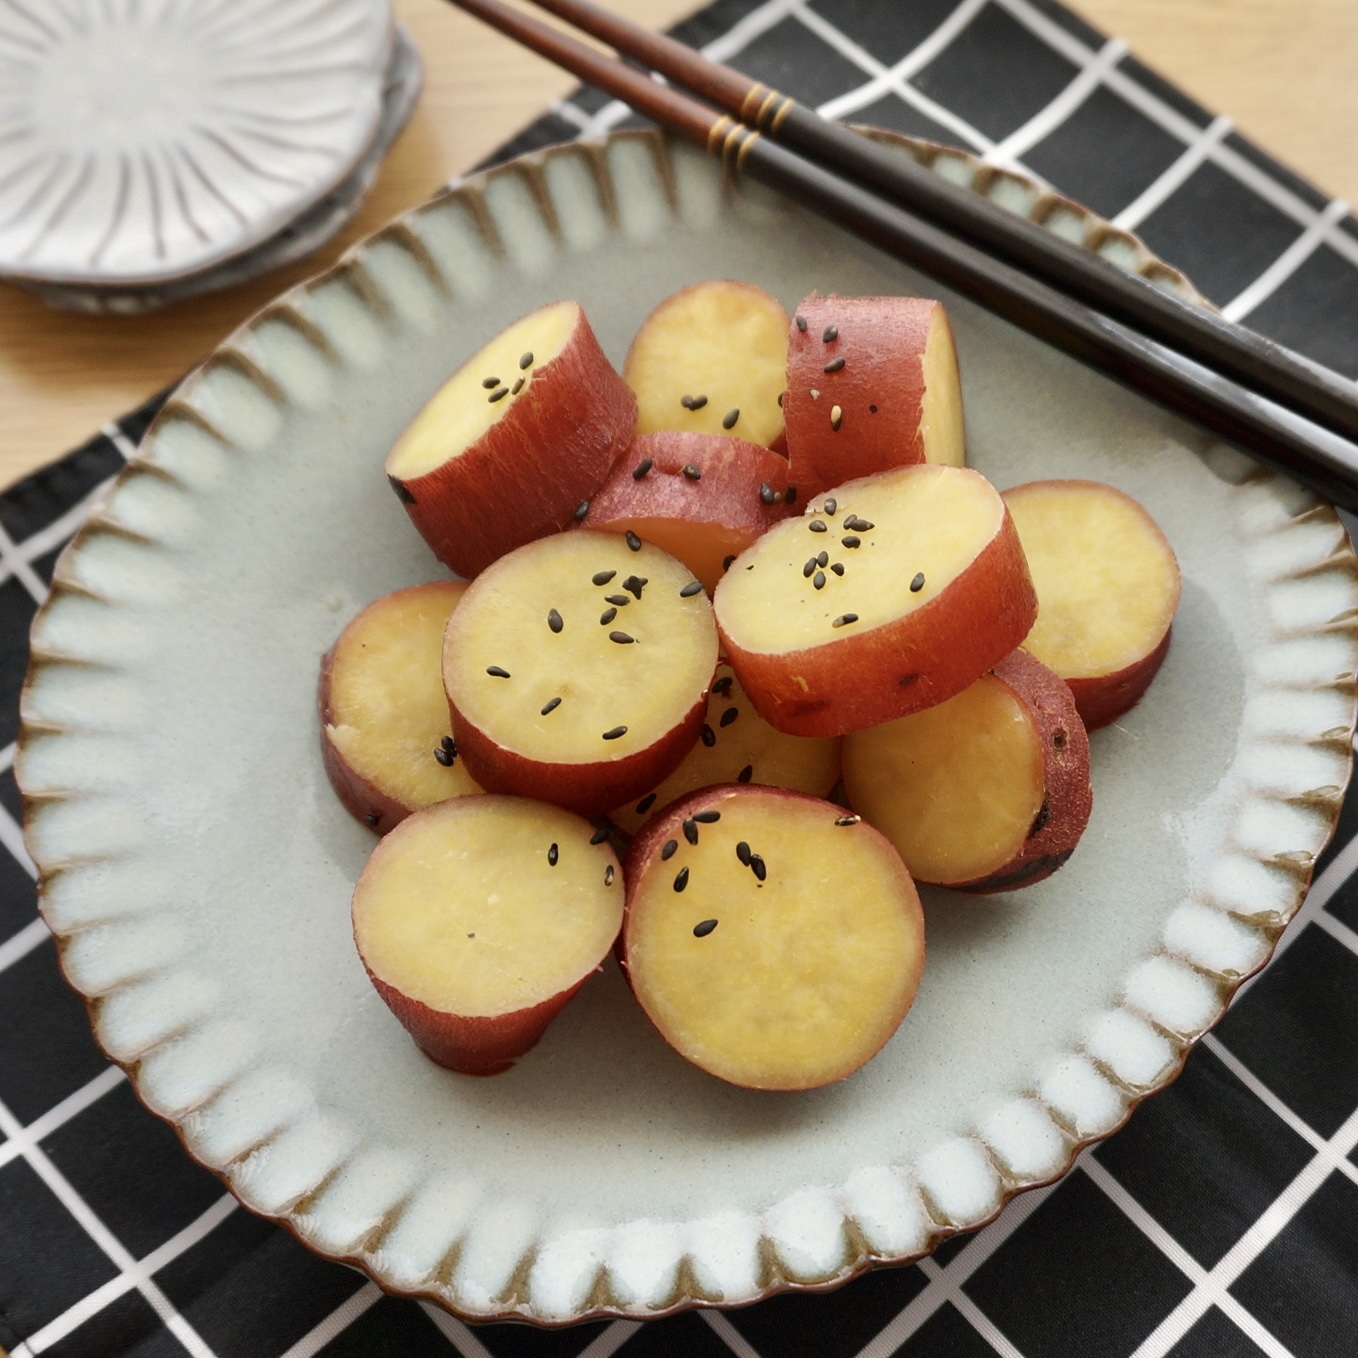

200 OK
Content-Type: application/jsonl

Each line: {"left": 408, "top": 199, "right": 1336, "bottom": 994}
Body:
{"left": 18, "top": 130, "right": 1358, "bottom": 1324}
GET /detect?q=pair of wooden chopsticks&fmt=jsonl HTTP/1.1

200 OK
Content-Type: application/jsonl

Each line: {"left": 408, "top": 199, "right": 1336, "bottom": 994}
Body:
{"left": 449, "top": 0, "right": 1358, "bottom": 511}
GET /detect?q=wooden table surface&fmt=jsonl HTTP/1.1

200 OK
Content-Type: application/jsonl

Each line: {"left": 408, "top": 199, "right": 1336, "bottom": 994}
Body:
{"left": 0, "top": 0, "right": 1353, "bottom": 487}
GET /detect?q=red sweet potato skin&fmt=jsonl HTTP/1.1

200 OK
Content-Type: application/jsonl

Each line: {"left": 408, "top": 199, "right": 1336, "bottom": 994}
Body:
{"left": 1067, "top": 626, "right": 1173, "bottom": 731}
{"left": 718, "top": 507, "right": 1037, "bottom": 738}
{"left": 390, "top": 306, "right": 636, "bottom": 578}
{"left": 784, "top": 294, "right": 951, "bottom": 496}
{"left": 950, "top": 649, "right": 1093, "bottom": 894}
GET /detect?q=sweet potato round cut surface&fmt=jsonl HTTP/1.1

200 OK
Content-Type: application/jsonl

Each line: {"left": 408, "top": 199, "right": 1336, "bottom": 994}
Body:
{"left": 580, "top": 432, "right": 794, "bottom": 594}
{"left": 353, "top": 796, "right": 623, "bottom": 1075}
{"left": 321, "top": 581, "right": 482, "bottom": 834}
{"left": 715, "top": 464, "right": 1037, "bottom": 737}
{"left": 443, "top": 531, "right": 719, "bottom": 815}
{"left": 622, "top": 786, "right": 924, "bottom": 1089}
{"left": 610, "top": 663, "right": 841, "bottom": 835}
{"left": 624, "top": 281, "right": 789, "bottom": 448}
{"left": 386, "top": 301, "right": 635, "bottom": 578}
{"left": 784, "top": 293, "right": 964, "bottom": 498}
{"left": 1003, "top": 480, "right": 1181, "bottom": 729}
{"left": 843, "top": 649, "right": 1091, "bottom": 892}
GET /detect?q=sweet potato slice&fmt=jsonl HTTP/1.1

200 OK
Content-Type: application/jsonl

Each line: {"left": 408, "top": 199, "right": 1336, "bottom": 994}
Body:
{"left": 843, "top": 649, "right": 1091, "bottom": 892}
{"left": 353, "top": 796, "right": 623, "bottom": 1075}
{"left": 320, "top": 581, "right": 482, "bottom": 834}
{"left": 624, "top": 281, "right": 789, "bottom": 449}
{"left": 622, "top": 786, "right": 924, "bottom": 1089}
{"left": 609, "top": 663, "right": 841, "bottom": 834}
{"left": 386, "top": 301, "right": 635, "bottom": 578}
{"left": 443, "top": 530, "right": 719, "bottom": 816}
{"left": 784, "top": 293, "right": 965, "bottom": 498}
{"left": 1003, "top": 480, "right": 1181, "bottom": 729}
{"left": 579, "top": 432, "right": 795, "bottom": 595}
{"left": 714, "top": 464, "right": 1037, "bottom": 737}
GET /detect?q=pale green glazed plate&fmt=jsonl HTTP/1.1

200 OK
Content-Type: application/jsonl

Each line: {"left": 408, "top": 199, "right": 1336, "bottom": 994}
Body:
{"left": 18, "top": 129, "right": 1358, "bottom": 1323}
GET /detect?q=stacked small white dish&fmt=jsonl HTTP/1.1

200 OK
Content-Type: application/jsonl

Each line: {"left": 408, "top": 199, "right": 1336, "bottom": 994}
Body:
{"left": 0, "top": 0, "right": 417, "bottom": 313}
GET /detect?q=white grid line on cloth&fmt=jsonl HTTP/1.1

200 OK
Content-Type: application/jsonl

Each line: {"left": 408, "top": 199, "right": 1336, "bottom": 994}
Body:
{"left": 981, "top": 36, "right": 1129, "bottom": 168}
{"left": 0, "top": 1092, "right": 222, "bottom": 1358}
{"left": 99, "top": 422, "right": 141, "bottom": 463}
{"left": 14, "top": 471, "right": 122, "bottom": 570}
{"left": 1078, "top": 1155, "right": 1296, "bottom": 1358}
{"left": 914, "top": 1253, "right": 1026, "bottom": 1358}
{"left": 1313, "top": 902, "right": 1358, "bottom": 955}
{"left": 701, "top": 1308, "right": 762, "bottom": 1356}
{"left": 854, "top": 1180, "right": 1059, "bottom": 1358}
{"left": 0, "top": 517, "right": 52, "bottom": 608}
{"left": 1222, "top": 197, "right": 1352, "bottom": 321}
{"left": 417, "top": 1301, "right": 500, "bottom": 1357}
{"left": 1112, "top": 114, "right": 1233, "bottom": 230}
{"left": 575, "top": 1319, "right": 644, "bottom": 1357}
{"left": 1128, "top": 1097, "right": 1358, "bottom": 1358}
{"left": 0, "top": 1065, "right": 124, "bottom": 1175}
{"left": 0, "top": 792, "right": 36, "bottom": 880}
{"left": 0, "top": 916, "right": 47, "bottom": 973}
{"left": 277, "top": 1281, "right": 382, "bottom": 1358}
{"left": 1202, "top": 1033, "right": 1358, "bottom": 1192}
{"left": 9, "top": 1194, "right": 237, "bottom": 1358}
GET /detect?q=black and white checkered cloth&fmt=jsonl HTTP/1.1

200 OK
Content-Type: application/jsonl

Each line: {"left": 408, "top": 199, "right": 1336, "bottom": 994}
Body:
{"left": 3, "top": 0, "right": 1358, "bottom": 1354}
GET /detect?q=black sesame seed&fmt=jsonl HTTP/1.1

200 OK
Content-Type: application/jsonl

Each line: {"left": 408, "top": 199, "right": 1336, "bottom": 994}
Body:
{"left": 622, "top": 575, "right": 647, "bottom": 599}
{"left": 674, "top": 866, "right": 690, "bottom": 892}
{"left": 363, "top": 811, "right": 380, "bottom": 827}
{"left": 434, "top": 746, "right": 454, "bottom": 766}
{"left": 487, "top": 665, "right": 510, "bottom": 678}
{"left": 600, "top": 607, "right": 617, "bottom": 625}
{"left": 910, "top": 572, "right": 926, "bottom": 592}
{"left": 835, "top": 814, "right": 861, "bottom": 827}
{"left": 796, "top": 315, "right": 807, "bottom": 332}
{"left": 604, "top": 864, "right": 615, "bottom": 885}
{"left": 481, "top": 376, "right": 500, "bottom": 389}
{"left": 809, "top": 520, "right": 827, "bottom": 533}
{"left": 519, "top": 351, "right": 534, "bottom": 369}
{"left": 701, "top": 724, "right": 716, "bottom": 747}
{"left": 548, "top": 842, "right": 559, "bottom": 866}
{"left": 737, "top": 764, "right": 753, "bottom": 783}
{"left": 590, "top": 824, "right": 611, "bottom": 844}
{"left": 683, "top": 818, "right": 699, "bottom": 845}
{"left": 603, "top": 725, "right": 628, "bottom": 740}
{"left": 573, "top": 500, "right": 590, "bottom": 521}
{"left": 636, "top": 793, "right": 657, "bottom": 815}
{"left": 784, "top": 485, "right": 797, "bottom": 505}
{"left": 845, "top": 516, "right": 874, "bottom": 531}
{"left": 609, "top": 630, "right": 635, "bottom": 644}
{"left": 541, "top": 695, "right": 562, "bottom": 715}
{"left": 749, "top": 854, "right": 767, "bottom": 882}
{"left": 719, "top": 707, "right": 739, "bottom": 728}
{"left": 592, "top": 569, "right": 617, "bottom": 586}
{"left": 688, "top": 394, "right": 708, "bottom": 410}
{"left": 803, "top": 558, "right": 817, "bottom": 578}
{"left": 736, "top": 840, "right": 751, "bottom": 865}
{"left": 511, "top": 377, "right": 525, "bottom": 395}
{"left": 723, "top": 554, "right": 736, "bottom": 570}
{"left": 682, "top": 463, "right": 701, "bottom": 481}
{"left": 823, "top": 498, "right": 837, "bottom": 516}
{"left": 442, "top": 735, "right": 457, "bottom": 753}
{"left": 832, "top": 613, "right": 859, "bottom": 628}
{"left": 547, "top": 608, "right": 564, "bottom": 633}
{"left": 813, "top": 570, "right": 826, "bottom": 590}
{"left": 603, "top": 594, "right": 630, "bottom": 608}
{"left": 693, "top": 918, "right": 718, "bottom": 937}
{"left": 817, "top": 550, "right": 828, "bottom": 567}
{"left": 842, "top": 535, "right": 861, "bottom": 549}
{"left": 680, "top": 580, "right": 704, "bottom": 598}
{"left": 831, "top": 562, "right": 845, "bottom": 576}
{"left": 824, "top": 357, "right": 845, "bottom": 374}
{"left": 488, "top": 386, "right": 509, "bottom": 403}
{"left": 693, "top": 810, "right": 721, "bottom": 823}
{"left": 680, "top": 394, "right": 692, "bottom": 409}
{"left": 822, "top": 324, "right": 838, "bottom": 343}
{"left": 626, "top": 531, "right": 642, "bottom": 552}
{"left": 661, "top": 839, "right": 678, "bottom": 860}
{"left": 721, "top": 408, "right": 739, "bottom": 430}
{"left": 712, "top": 676, "right": 734, "bottom": 696}
{"left": 632, "top": 458, "right": 653, "bottom": 480}
{"left": 759, "top": 483, "right": 777, "bottom": 505}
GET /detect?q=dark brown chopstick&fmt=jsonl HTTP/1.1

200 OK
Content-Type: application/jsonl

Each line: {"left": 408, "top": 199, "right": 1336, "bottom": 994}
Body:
{"left": 526, "top": 0, "right": 1358, "bottom": 453}
{"left": 446, "top": 0, "right": 1358, "bottom": 511}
